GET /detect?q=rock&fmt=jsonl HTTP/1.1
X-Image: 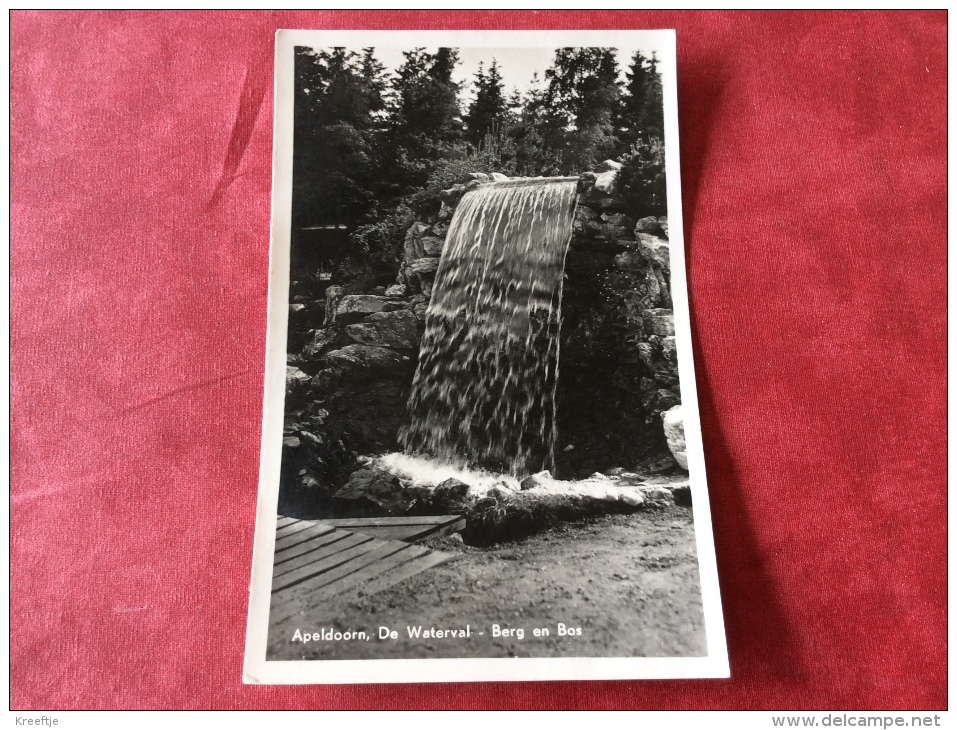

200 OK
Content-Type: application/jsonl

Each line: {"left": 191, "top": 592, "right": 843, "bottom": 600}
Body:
{"left": 431, "top": 221, "right": 449, "bottom": 237}
{"left": 489, "top": 172, "right": 510, "bottom": 182}
{"left": 635, "top": 216, "right": 661, "bottom": 234}
{"left": 635, "top": 232, "right": 671, "bottom": 272}
{"left": 370, "top": 286, "right": 386, "bottom": 295}
{"left": 575, "top": 205, "right": 600, "bottom": 221}
{"left": 384, "top": 283, "right": 407, "bottom": 297}
{"left": 594, "top": 159, "right": 622, "bottom": 173}
{"left": 345, "top": 310, "right": 421, "bottom": 349}
{"left": 438, "top": 201, "right": 454, "bottom": 220}
{"left": 302, "top": 328, "right": 339, "bottom": 359}
{"left": 412, "top": 302, "right": 429, "bottom": 320}
{"left": 336, "top": 295, "right": 404, "bottom": 321}
{"left": 599, "top": 212, "right": 636, "bottom": 240}
{"left": 298, "top": 430, "right": 324, "bottom": 448}
{"left": 323, "top": 345, "right": 411, "bottom": 377}
{"left": 604, "top": 467, "right": 626, "bottom": 476}
{"left": 618, "top": 488, "right": 645, "bottom": 508}
{"left": 635, "top": 454, "right": 676, "bottom": 475}
{"left": 658, "top": 216, "right": 669, "bottom": 238}
{"left": 286, "top": 366, "right": 311, "bottom": 391}
{"left": 466, "top": 172, "right": 490, "bottom": 183}
{"left": 334, "top": 468, "right": 414, "bottom": 514}
{"left": 589, "top": 472, "right": 610, "bottom": 481}
{"left": 662, "top": 404, "right": 688, "bottom": 469}
{"left": 654, "top": 388, "right": 680, "bottom": 414}
{"left": 520, "top": 470, "right": 553, "bottom": 491}
{"left": 408, "top": 257, "right": 440, "bottom": 275}
{"left": 403, "top": 221, "right": 430, "bottom": 260}
{"left": 431, "top": 478, "right": 472, "bottom": 513}
{"left": 289, "top": 303, "right": 305, "bottom": 314}
{"left": 661, "top": 337, "right": 678, "bottom": 367}
{"left": 420, "top": 236, "right": 445, "bottom": 256}
{"left": 643, "top": 308, "right": 675, "bottom": 336}
{"left": 593, "top": 169, "right": 619, "bottom": 196}
{"left": 283, "top": 435, "right": 301, "bottom": 450}
{"left": 640, "top": 485, "right": 674, "bottom": 508}
{"left": 324, "top": 286, "right": 345, "bottom": 325}
{"left": 613, "top": 250, "right": 646, "bottom": 271}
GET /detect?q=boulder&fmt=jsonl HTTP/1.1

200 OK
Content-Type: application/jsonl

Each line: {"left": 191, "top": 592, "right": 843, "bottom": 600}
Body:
{"left": 323, "top": 345, "right": 412, "bottom": 377}
{"left": 384, "top": 283, "right": 407, "bottom": 297}
{"left": 420, "top": 236, "right": 445, "bottom": 256}
{"left": 431, "top": 221, "right": 449, "bottom": 237}
{"left": 412, "top": 301, "right": 430, "bottom": 320}
{"left": 635, "top": 232, "right": 671, "bottom": 272}
{"left": 643, "top": 308, "right": 675, "bottom": 336}
{"left": 635, "top": 216, "right": 662, "bottom": 234}
{"left": 302, "top": 328, "right": 339, "bottom": 359}
{"left": 662, "top": 404, "right": 688, "bottom": 470}
{"left": 408, "top": 257, "right": 440, "bottom": 275}
{"left": 286, "top": 366, "right": 311, "bottom": 391}
{"left": 634, "top": 454, "right": 677, "bottom": 475}
{"left": 345, "top": 310, "right": 421, "bottom": 349}
{"left": 324, "top": 286, "right": 345, "bottom": 325}
{"left": 334, "top": 468, "right": 415, "bottom": 514}
{"left": 594, "top": 159, "right": 622, "bottom": 173}
{"left": 520, "top": 470, "right": 553, "bottom": 491}
{"left": 598, "top": 212, "right": 636, "bottom": 240}
{"left": 431, "top": 478, "right": 472, "bottom": 513}
{"left": 489, "top": 172, "right": 510, "bottom": 182}
{"left": 658, "top": 216, "right": 669, "bottom": 239}
{"left": 640, "top": 485, "right": 674, "bottom": 508}
{"left": 403, "top": 221, "right": 430, "bottom": 260}
{"left": 466, "top": 172, "right": 490, "bottom": 183}
{"left": 593, "top": 168, "right": 619, "bottom": 196}
{"left": 336, "top": 295, "right": 404, "bottom": 321}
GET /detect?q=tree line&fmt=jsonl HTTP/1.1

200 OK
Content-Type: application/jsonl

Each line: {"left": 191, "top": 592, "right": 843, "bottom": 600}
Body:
{"left": 292, "top": 46, "right": 666, "bottom": 269}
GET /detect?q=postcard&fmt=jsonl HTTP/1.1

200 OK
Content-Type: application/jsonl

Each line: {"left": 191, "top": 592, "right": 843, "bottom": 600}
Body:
{"left": 244, "top": 28, "right": 728, "bottom": 684}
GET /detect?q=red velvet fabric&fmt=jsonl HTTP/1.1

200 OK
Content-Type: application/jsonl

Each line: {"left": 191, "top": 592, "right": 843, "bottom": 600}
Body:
{"left": 10, "top": 10, "right": 946, "bottom": 709}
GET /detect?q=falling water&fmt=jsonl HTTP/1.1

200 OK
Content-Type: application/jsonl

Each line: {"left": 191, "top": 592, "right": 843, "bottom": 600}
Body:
{"left": 399, "top": 177, "right": 579, "bottom": 477}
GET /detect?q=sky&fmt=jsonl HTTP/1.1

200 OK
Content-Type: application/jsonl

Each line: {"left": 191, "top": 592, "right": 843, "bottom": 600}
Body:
{"left": 313, "top": 46, "right": 655, "bottom": 104}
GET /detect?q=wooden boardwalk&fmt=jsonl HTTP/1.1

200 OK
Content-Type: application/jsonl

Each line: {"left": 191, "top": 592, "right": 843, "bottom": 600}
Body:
{"left": 271, "top": 515, "right": 464, "bottom": 599}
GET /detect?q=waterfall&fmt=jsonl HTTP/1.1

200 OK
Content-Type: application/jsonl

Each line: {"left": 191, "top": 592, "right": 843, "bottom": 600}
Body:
{"left": 400, "top": 177, "right": 579, "bottom": 477}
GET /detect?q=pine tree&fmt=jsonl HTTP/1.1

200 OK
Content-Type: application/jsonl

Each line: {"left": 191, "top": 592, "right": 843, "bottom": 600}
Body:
{"left": 465, "top": 59, "right": 509, "bottom": 148}
{"left": 543, "top": 48, "right": 621, "bottom": 172}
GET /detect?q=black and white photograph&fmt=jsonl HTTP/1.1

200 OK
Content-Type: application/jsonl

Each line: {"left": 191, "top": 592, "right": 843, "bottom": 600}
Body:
{"left": 244, "top": 29, "right": 727, "bottom": 684}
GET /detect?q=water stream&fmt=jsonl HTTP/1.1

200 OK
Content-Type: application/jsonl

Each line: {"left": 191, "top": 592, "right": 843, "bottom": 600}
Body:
{"left": 400, "top": 178, "right": 579, "bottom": 477}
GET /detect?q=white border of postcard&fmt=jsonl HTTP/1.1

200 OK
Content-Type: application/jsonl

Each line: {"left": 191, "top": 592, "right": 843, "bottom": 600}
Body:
{"left": 244, "top": 28, "right": 729, "bottom": 684}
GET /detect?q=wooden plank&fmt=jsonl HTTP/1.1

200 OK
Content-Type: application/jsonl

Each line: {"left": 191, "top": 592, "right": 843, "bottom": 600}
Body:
{"left": 272, "top": 536, "right": 386, "bottom": 593}
{"left": 324, "top": 544, "right": 431, "bottom": 597}
{"left": 273, "top": 529, "right": 354, "bottom": 566}
{"left": 272, "top": 533, "right": 373, "bottom": 579}
{"left": 298, "top": 540, "right": 417, "bottom": 593}
{"left": 275, "top": 523, "right": 337, "bottom": 552}
{"left": 347, "top": 549, "right": 456, "bottom": 599}
{"left": 276, "top": 516, "right": 300, "bottom": 528}
{"left": 275, "top": 520, "right": 318, "bottom": 539}
{"left": 328, "top": 517, "right": 467, "bottom": 543}
{"left": 317, "top": 515, "right": 463, "bottom": 528}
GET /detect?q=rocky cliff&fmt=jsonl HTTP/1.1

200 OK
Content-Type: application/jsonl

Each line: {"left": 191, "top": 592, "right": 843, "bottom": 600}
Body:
{"left": 280, "top": 163, "right": 683, "bottom": 513}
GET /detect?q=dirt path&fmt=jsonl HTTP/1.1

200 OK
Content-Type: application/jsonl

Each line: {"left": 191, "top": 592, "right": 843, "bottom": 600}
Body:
{"left": 268, "top": 505, "right": 706, "bottom": 660}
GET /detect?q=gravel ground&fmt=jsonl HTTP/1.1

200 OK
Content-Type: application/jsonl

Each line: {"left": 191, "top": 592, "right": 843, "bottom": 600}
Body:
{"left": 268, "top": 504, "right": 706, "bottom": 660}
